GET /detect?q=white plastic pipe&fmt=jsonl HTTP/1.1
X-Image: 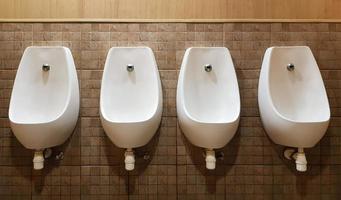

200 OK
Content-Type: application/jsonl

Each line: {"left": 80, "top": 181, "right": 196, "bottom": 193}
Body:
{"left": 295, "top": 148, "right": 307, "bottom": 172}
{"left": 33, "top": 150, "right": 44, "bottom": 170}
{"left": 124, "top": 148, "right": 135, "bottom": 171}
{"left": 205, "top": 149, "right": 216, "bottom": 170}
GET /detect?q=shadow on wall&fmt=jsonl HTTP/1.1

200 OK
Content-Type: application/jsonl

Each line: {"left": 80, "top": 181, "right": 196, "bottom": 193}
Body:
{"left": 269, "top": 130, "right": 323, "bottom": 197}
{"left": 31, "top": 133, "right": 78, "bottom": 193}
{"left": 179, "top": 126, "right": 240, "bottom": 194}
{"left": 102, "top": 120, "right": 161, "bottom": 194}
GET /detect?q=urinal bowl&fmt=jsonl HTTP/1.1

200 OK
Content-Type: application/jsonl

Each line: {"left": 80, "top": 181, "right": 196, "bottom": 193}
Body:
{"left": 177, "top": 47, "right": 240, "bottom": 169}
{"left": 258, "top": 46, "right": 330, "bottom": 171}
{"left": 100, "top": 47, "right": 162, "bottom": 170}
{"left": 258, "top": 104, "right": 330, "bottom": 148}
{"left": 177, "top": 109, "right": 239, "bottom": 149}
{"left": 10, "top": 108, "right": 79, "bottom": 150}
{"left": 9, "top": 46, "right": 80, "bottom": 169}
{"left": 100, "top": 114, "right": 162, "bottom": 149}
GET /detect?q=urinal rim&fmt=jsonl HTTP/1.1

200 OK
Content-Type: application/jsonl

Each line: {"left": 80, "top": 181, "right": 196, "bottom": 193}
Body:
{"left": 177, "top": 46, "right": 241, "bottom": 124}
{"left": 260, "top": 46, "right": 331, "bottom": 124}
{"left": 8, "top": 46, "right": 77, "bottom": 125}
{"left": 99, "top": 46, "right": 163, "bottom": 124}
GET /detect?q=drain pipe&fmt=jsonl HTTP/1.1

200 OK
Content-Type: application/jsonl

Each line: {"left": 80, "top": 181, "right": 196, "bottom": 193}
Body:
{"left": 205, "top": 149, "right": 216, "bottom": 170}
{"left": 124, "top": 148, "right": 135, "bottom": 171}
{"left": 33, "top": 150, "right": 44, "bottom": 170}
{"left": 293, "top": 148, "right": 307, "bottom": 172}
{"left": 284, "top": 147, "right": 307, "bottom": 172}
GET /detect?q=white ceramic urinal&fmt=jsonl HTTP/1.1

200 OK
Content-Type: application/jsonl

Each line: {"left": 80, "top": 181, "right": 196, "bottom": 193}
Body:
{"left": 100, "top": 47, "right": 162, "bottom": 171}
{"left": 9, "top": 46, "right": 79, "bottom": 170}
{"left": 177, "top": 47, "right": 240, "bottom": 170}
{"left": 258, "top": 46, "right": 330, "bottom": 172}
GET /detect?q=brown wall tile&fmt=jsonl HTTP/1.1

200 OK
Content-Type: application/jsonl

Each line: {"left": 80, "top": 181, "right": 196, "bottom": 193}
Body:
{"left": 0, "top": 22, "right": 340, "bottom": 199}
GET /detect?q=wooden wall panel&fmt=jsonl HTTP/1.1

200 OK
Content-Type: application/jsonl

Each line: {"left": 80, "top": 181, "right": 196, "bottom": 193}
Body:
{"left": 0, "top": 0, "right": 340, "bottom": 22}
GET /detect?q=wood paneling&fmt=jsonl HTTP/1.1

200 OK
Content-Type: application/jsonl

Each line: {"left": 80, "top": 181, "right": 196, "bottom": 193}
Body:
{"left": 0, "top": 0, "right": 340, "bottom": 22}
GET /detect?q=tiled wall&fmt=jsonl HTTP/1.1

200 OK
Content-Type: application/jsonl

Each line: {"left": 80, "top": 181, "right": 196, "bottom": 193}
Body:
{"left": 0, "top": 23, "right": 340, "bottom": 200}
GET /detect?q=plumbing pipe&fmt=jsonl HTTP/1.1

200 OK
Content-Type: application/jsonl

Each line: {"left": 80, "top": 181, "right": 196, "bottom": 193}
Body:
{"left": 293, "top": 148, "right": 307, "bottom": 172}
{"left": 205, "top": 149, "right": 216, "bottom": 170}
{"left": 33, "top": 150, "right": 44, "bottom": 170}
{"left": 124, "top": 148, "right": 135, "bottom": 171}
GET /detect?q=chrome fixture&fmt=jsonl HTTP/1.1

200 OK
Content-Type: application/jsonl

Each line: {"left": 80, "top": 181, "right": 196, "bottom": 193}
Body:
{"left": 42, "top": 64, "right": 50, "bottom": 71}
{"left": 204, "top": 64, "right": 212, "bottom": 72}
{"left": 127, "top": 64, "right": 134, "bottom": 72}
{"left": 287, "top": 63, "right": 295, "bottom": 71}
{"left": 55, "top": 151, "right": 64, "bottom": 160}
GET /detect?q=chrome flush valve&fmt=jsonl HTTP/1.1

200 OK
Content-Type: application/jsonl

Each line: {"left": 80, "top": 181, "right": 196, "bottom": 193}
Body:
{"left": 204, "top": 64, "right": 212, "bottom": 72}
{"left": 42, "top": 64, "right": 50, "bottom": 71}
{"left": 287, "top": 63, "right": 295, "bottom": 71}
{"left": 127, "top": 64, "right": 134, "bottom": 72}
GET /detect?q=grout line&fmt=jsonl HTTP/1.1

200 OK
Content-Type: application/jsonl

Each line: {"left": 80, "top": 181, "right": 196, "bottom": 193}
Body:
{"left": 1, "top": 163, "right": 341, "bottom": 167}
{"left": 127, "top": 170, "right": 130, "bottom": 200}
{"left": 175, "top": 121, "right": 178, "bottom": 200}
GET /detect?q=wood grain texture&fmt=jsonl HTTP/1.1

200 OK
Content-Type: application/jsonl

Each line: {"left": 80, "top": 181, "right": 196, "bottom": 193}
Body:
{"left": 0, "top": 0, "right": 340, "bottom": 22}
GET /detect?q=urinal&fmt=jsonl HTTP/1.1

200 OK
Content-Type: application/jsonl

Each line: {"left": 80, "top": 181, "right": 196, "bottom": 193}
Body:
{"left": 177, "top": 47, "right": 240, "bottom": 170}
{"left": 9, "top": 46, "right": 80, "bottom": 170}
{"left": 100, "top": 47, "right": 162, "bottom": 171}
{"left": 258, "top": 46, "right": 330, "bottom": 172}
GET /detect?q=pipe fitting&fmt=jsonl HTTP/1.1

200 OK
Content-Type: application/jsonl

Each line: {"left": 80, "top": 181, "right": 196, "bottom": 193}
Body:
{"left": 294, "top": 148, "right": 307, "bottom": 172}
{"left": 205, "top": 149, "right": 216, "bottom": 170}
{"left": 124, "top": 149, "right": 135, "bottom": 171}
{"left": 33, "top": 150, "right": 44, "bottom": 170}
{"left": 284, "top": 147, "right": 307, "bottom": 172}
